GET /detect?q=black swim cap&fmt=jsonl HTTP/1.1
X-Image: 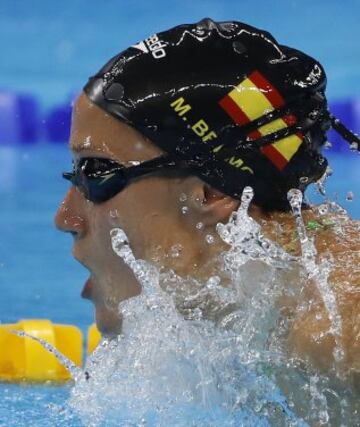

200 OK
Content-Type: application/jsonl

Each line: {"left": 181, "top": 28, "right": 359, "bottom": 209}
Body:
{"left": 84, "top": 18, "right": 346, "bottom": 210}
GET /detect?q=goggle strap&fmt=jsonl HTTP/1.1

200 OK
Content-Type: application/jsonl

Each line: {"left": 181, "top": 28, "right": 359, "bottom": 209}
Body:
{"left": 120, "top": 155, "right": 185, "bottom": 180}
{"left": 213, "top": 109, "right": 360, "bottom": 159}
{"left": 329, "top": 114, "right": 360, "bottom": 151}
{"left": 62, "top": 172, "right": 75, "bottom": 182}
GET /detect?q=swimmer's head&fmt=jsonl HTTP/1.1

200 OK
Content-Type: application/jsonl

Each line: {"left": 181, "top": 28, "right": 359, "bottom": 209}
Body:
{"left": 84, "top": 17, "right": 335, "bottom": 210}
{"left": 57, "top": 18, "right": 359, "bottom": 335}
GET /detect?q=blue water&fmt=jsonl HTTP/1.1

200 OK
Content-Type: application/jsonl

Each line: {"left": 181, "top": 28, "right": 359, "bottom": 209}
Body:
{"left": 1, "top": 1, "right": 360, "bottom": 424}
{"left": 0, "top": 143, "right": 359, "bottom": 425}
{"left": 0, "top": 384, "right": 75, "bottom": 427}
{"left": 0, "top": 144, "right": 92, "bottom": 330}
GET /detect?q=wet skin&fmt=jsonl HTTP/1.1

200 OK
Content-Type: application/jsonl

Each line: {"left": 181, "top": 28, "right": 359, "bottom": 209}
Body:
{"left": 258, "top": 209, "right": 360, "bottom": 375}
{"left": 56, "top": 92, "right": 360, "bottom": 377}
{"left": 55, "top": 92, "right": 237, "bottom": 335}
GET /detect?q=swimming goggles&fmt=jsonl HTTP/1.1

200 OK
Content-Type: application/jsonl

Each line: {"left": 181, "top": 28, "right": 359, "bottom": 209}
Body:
{"left": 62, "top": 155, "right": 192, "bottom": 203}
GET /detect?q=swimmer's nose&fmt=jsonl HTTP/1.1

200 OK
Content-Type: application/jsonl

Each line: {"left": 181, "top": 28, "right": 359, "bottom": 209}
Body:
{"left": 54, "top": 187, "right": 87, "bottom": 237}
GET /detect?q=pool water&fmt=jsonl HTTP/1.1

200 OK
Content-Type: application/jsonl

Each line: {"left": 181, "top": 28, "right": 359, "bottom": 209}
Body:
{"left": 0, "top": 383, "right": 78, "bottom": 427}
{"left": 0, "top": 143, "right": 359, "bottom": 426}
{"left": 0, "top": 144, "right": 92, "bottom": 330}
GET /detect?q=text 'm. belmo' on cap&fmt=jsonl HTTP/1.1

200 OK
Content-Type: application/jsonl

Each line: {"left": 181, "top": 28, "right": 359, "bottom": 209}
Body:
{"left": 84, "top": 18, "right": 337, "bottom": 210}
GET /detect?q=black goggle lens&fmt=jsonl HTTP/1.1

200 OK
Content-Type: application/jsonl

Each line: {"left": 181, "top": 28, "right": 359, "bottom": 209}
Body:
{"left": 62, "top": 158, "right": 127, "bottom": 203}
{"left": 62, "top": 155, "right": 184, "bottom": 203}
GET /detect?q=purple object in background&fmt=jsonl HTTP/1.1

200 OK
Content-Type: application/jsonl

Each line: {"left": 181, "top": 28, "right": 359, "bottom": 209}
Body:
{"left": 0, "top": 91, "right": 40, "bottom": 144}
{"left": 44, "top": 103, "right": 72, "bottom": 143}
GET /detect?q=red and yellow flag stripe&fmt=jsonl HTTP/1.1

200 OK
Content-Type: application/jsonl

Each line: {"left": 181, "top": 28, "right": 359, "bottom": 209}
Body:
{"left": 219, "top": 70, "right": 303, "bottom": 171}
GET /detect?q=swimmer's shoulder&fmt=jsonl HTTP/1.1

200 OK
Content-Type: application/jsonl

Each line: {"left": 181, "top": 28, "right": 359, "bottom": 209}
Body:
{"left": 262, "top": 205, "right": 360, "bottom": 375}
{"left": 256, "top": 204, "right": 360, "bottom": 259}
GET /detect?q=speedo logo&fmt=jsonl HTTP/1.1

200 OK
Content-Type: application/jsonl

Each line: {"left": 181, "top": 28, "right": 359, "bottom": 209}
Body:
{"left": 132, "top": 34, "right": 167, "bottom": 59}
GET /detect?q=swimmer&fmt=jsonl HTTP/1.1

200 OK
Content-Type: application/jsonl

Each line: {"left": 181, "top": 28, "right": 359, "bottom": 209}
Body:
{"left": 55, "top": 18, "right": 360, "bottom": 376}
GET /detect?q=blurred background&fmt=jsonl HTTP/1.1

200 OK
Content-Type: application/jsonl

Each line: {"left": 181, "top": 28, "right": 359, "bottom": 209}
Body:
{"left": 0, "top": 0, "right": 359, "bottom": 329}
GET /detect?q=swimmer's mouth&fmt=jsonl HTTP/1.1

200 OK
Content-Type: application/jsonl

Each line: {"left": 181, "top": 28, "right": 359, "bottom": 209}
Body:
{"left": 72, "top": 255, "right": 93, "bottom": 300}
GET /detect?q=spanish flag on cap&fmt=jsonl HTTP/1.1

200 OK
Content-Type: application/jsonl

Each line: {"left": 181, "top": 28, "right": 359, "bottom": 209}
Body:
{"left": 219, "top": 71, "right": 303, "bottom": 171}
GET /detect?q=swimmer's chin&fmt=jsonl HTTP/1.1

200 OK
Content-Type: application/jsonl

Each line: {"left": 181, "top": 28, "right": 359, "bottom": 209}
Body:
{"left": 95, "top": 303, "right": 123, "bottom": 337}
{"left": 82, "top": 273, "right": 139, "bottom": 336}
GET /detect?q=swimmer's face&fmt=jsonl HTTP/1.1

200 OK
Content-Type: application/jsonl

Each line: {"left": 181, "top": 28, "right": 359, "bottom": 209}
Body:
{"left": 55, "top": 92, "right": 236, "bottom": 335}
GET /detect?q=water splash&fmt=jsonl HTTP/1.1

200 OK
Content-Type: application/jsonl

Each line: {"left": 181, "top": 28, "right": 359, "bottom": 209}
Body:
{"left": 67, "top": 216, "right": 307, "bottom": 426}
{"left": 346, "top": 191, "right": 354, "bottom": 202}
{"left": 316, "top": 167, "right": 349, "bottom": 217}
{"left": 316, "top": 166, "right": 332, "bottom": 198}
{"left": 217, "top": 186, "right": 294, "bottom": 267}
{"left": 11, "top": 330, "right": 83, "bottom": 380}
{"left": 215, "top": 187, "right": 298, "bottom": 363}
{"left": 61, "top": 185, "right": 357, "bottom": 426}
{"left": 349, "top": 141, "right": 359, "bottom": 152}
{"left": 287, "top": 189, "right": 344, "bottom": 364}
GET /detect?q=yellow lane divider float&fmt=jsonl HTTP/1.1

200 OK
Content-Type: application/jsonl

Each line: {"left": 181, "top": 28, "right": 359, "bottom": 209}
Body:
{"left": 87, "top": 323, "right": 101, "bottom": 355}
{"left": 0, "top": 320, "right": 101, "bottom": 381}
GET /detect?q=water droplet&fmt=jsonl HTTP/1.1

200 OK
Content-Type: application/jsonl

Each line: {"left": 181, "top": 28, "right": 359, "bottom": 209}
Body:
{"left": 325, "top": 166, "right": 333, "bottom": 177}
{"left": 299, "top": 176, "right": 309, "bottom": 184}
{"left": 287, "top": 188, "right": 303, "bottom": 210}
{"left": 105, "top": 82, "right": 124, "bottom": 101}
{"left": 134, "top": 142, "right": 145, "bottom": 151}
{"left": 318, "top": 204, "right": 328, "bottom": 215}
{"left": 316, "top": 182, "right": 327, "bottom": 197}
{"left": 179, "top": 193, "right": 187, "bottom": 202}
{"left": 169, "top": 244, "right": 182, "bottom": 258}
{"left": 128, "top": 160, "right": 140, "bottom": 166}
{"left": 232, "top": 40, "right": 247, "bottom": 55}
{"left": 194, "top": 26, "right": 206, "bottom": 36}
{"left": 324, "top": 140, "right": 332, "bottom": 149}
{"left": 346, "top": 191, "right": 354, "bottom": 201}
{"left": 240, "top": 186, "right": 254, "bottom": 211}
{"left": 205, "top": 234, "right": 214, "bottom": 244}
{"left": 181, "top": 206, "right": 189, "bottom": 215}
{"left": 83, "top": 136, "right": 91, "bottom": 148}
{"left": 317, "top": 166, "right": 332, "bottom": 199}
{"left": 350, "top": 141, "right": 359, "bottom": 151}
{"left": 287, "top": 189, "right": 309, "bottom": 245}
{"left": 206, "top": 275, "right": 221, "bottom": 289}
{"left": 109, "top": 209, "right": 119, "bottom": 218}
{"left": 196, "top": 222, "right": 204, "bottom": 230}
{"left": 333, "top": 346, "right": 345, "bottom": 362}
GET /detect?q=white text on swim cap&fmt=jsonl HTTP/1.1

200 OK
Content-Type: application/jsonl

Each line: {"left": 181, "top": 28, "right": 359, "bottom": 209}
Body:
{"left": 132, "top": 34, "right": 167, "bottom": 59}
